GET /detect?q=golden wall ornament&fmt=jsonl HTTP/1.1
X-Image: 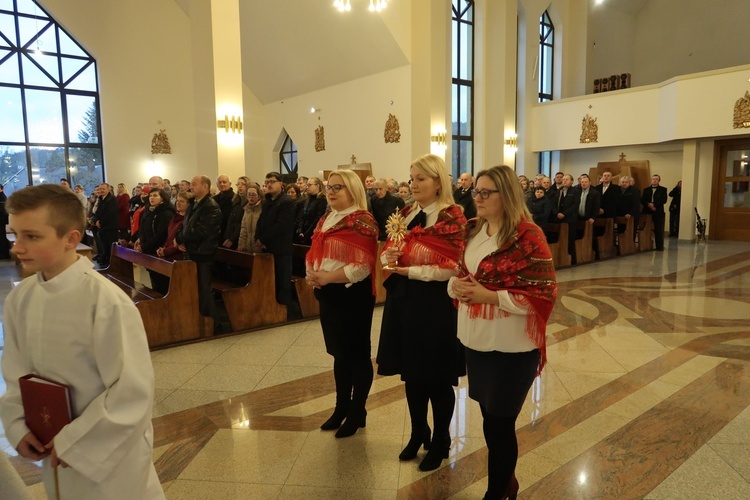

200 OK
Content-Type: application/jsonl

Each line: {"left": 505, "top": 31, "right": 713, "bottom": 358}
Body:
{"left": 315, "top": 125, "right": 326, "bottom": 152}
{"left": 733, "top": 91, "right": 750, "bottom": 128}
{"left": 384, "top": 113, "right": 401, "bottom": 143}
{"left": 580, "top": 114, "right": 599, "bottom": 143}
{"left": 151, "top": 129, "right": 172, "bottom": 154}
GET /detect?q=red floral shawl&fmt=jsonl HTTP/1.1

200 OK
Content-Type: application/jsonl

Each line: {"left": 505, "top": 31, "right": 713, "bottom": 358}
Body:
{"left": 307, "top": 210, "right": 379, "bottom": 294}
{"left": 457, "top": 219, "right": 557, "bottom": 373}
{"left": 382, "top": 204, "right": 467, "bottom": 270}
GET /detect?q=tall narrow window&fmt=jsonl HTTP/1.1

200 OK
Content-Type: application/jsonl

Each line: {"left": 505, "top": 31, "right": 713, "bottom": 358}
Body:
{"left": 0, "top": 0, "right": 104, "bottom": 196}
{"left": 539, "top": 10, "right": 554, "bottom": 103}
{"left": 538, "top": 10, "right": 554, "bottom": 175}
{"left": 451, "top": 0, "right": 474, "bottom": 178}
{"left": 279, "top": 133, "right": 298, "bottom": 174}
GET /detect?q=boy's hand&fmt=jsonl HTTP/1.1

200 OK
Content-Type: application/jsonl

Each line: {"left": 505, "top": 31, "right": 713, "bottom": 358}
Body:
{"left": 16, "top": 432, "right": 49, "bottom": 461}
{"left": 45, "top": 440, "right": 69, "bottom": 468}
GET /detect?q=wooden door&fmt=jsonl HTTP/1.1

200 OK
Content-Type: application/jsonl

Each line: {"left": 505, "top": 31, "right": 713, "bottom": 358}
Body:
{"left": 710, "top": 138, "right": 750, "bottom": 241}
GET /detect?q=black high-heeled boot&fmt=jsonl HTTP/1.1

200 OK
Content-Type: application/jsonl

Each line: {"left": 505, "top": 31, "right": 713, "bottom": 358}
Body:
{"left": 399, "top": 425, "right": 431, "bottom": 461}
{"left": 320, "top": 402, "right": 349, "bottom": 431}
{"left": 418, "top": 435, "right": 450, "bottom": 471}
{"left": 335, "top": 405, "right": 367, "bottom": 438}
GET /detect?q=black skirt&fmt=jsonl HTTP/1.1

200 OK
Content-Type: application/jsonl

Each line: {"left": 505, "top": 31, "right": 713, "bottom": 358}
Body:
{"left": 376, "top": 274, "right": 465, "bottom": 386}
{"left": 464, "top": 347, "right": 539, "bottom": 417}
{"left": 315, "top": 277, "right": 374, "bottom": 359}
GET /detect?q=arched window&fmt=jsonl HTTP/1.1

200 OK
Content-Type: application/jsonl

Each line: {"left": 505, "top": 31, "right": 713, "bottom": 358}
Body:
{"left": 0, "top": 0, "right": 104, "bottom": 196}
{"left": 451, "top": 0, "right": 474, "bottom": 178}
{"left": 279, "top": 133, "right": 298, "bottom": 174}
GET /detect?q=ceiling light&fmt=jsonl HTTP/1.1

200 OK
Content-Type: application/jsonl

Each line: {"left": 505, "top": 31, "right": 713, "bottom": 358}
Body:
{"left": 335, "top": 0, "right": 388, "bottom": 13}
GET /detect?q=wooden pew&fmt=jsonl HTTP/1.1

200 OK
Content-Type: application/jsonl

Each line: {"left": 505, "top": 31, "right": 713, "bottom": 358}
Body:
{"left": 637, "top": 214, "right": 654, "bottom": 252}
{"left": 99, "top": 245, "right": 208, "bottom": 348}
{"left": 213, "top": 248, "right": 287, "bottom": 331}
{"left": 616, "top": 216, "right": 637, "bottom": 256}
{"left": 546, "top": 223, "right": 571, "bottom": 268}
{"left": 595, "top": 218, "right": 616, "bottom": 260}
{"left": 575, "top": 220, "right": 595, "bottom": 264}
{"left": 292, "top": 244, "right": 319, "bottom": 318}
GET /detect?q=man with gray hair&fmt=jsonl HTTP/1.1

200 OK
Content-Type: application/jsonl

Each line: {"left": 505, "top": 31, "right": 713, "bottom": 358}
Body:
{"left": 371, "top": 178, "right": 405, "bottom": 241}
{"left": 453, "top": 172, "right": 477, "bottom": 219}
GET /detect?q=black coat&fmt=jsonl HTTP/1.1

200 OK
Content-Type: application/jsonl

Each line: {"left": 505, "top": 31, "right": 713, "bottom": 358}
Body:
{"left": 453, "top": 187, "right": 477, "bottom": 219}
{"left": 92, "top": 193, "right": 118, "bottom": 231}
{"left": 371, "top": 192, "right": 406, "bottom": 241}
{"left": 641, "top": 185, "right": 668, "bottom": 214}
{"left": 617, "top": 186, "right": 641, "bottom": 217}
{"left": 595, "top": 183, "right": 621, "bottom": 218}
{"left": 578, "top": 188, "right": 601, "bottom": 220}
{"left": 139, "top": 203, "right": 175, "bottom": 255}
{"left": 213, "top": 188, "right": 235, "bottom": 237}
{"left": 551, "top": 188, "right": 580, "bottom": 223}
{"left": 296, "top": 194, "right": 328, "bottom": 245}
{"left": 528, "top": 195, "right": 552, "bottom": 232}
{"left": 256, "top": 193, "right": 296, "bottom": 256}
{"left": 223, "top": 196, "right": 246, "bottom": 248}
{"left": 176, "top": 195, "right": 221, "bottom": 260}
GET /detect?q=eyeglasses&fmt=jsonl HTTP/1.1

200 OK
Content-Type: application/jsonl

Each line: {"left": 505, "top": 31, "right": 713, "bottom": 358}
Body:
{"left": 264, "top": 179, "right": 281, "bottom": 186}
{"left": 247, "top": 193, "right": 259, "bottom": 198}
{"left": 324, "top": 184, "right": 346, "bottom": 193}
{"left": 471, "top": 189, "right": 500, "bottom": 200}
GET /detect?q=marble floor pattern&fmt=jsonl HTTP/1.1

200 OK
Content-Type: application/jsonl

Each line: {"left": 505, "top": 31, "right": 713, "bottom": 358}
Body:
{"left": 2, "top": 239, "right": 750, "bottom": 499}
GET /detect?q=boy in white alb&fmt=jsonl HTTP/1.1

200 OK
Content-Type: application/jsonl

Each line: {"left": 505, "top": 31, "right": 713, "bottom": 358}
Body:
{"left": 0, "top": 184, "right": 164, "bottom": 499}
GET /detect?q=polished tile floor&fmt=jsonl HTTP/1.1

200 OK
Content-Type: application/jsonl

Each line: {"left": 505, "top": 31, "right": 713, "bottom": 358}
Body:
{"left": 2, "top": 239, "right": 750, "bottom": 499}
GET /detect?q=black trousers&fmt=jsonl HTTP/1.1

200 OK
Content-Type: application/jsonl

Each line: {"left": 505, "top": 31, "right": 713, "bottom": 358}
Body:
{"left": 98, "top": 229, "right": 118, "bottom": 262}
{"left": 652, "top": 212, "right": 665, "bottom": 250}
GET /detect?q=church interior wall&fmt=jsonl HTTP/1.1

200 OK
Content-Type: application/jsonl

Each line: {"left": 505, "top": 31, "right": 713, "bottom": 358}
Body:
{"left": 39, "top": 0, "right": 202, "bottom": 190}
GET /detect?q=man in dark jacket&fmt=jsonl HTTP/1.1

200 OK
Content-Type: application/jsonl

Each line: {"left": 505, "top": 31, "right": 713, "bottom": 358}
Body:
{"left": 453, "top": 172, "right": 477, "bottom": 219}
{"left": 256, "top": 171, "right": 298, "bottom": 319}
{"left": 213, "top": 174, "right": 234, "bottom": 240}
{"left": 371, "top": 179, "right": 405, "bottom": 241}
{"left": 641, "top": 174, "right": 668, "bottom": 251}
{"left": 92, "top": 182, "right": 119, "bottom": 264}
{"left": 176, "top": 175, "right": 222, "bottom": 325}
{"left": 552, "top": 174, "right": 580, "bottom": 264}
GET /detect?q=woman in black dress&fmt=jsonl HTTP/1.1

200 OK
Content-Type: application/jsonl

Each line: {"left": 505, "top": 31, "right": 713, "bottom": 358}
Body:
{"left": 376, "top": 154, "right": 467, "bottom": 471}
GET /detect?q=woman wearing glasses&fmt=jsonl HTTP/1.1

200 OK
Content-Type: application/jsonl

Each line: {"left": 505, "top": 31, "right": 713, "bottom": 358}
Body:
{"left": 376, "top": 154, "right": 467, "bottom": 471}
{"left": 306, "top": 170, "right": 379, "bottom": 438}
{"left": 450, "top": 165, "right": 557, "bottom": 500}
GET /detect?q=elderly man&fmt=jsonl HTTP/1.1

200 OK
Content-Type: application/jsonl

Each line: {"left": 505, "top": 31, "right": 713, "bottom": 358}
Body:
{"left": 296, "top": 176, "right": 309, "bottom": 200}
{"left": 453, "top": 172, "right": 477, "bottom": 219}
{"left": 553, "top": 174, "right": 580, "bottom": 264}
{"left": 371, "top": 178, "right": 405, "bottom": 241}
{"left": 91, "top": 182, "right": 119, "bottom": 265}
{"left": 148, "top": 176, "right": 164, "bottom": 191}
{"left": 365, "top": 176, "right": 376, "bottom": 198}
{"left": 595, "top": 171, "right": 620, "bottom": 218}
{"left": 641, "top": 174, "right": 668, "bottom": 251}
{"left": 213, "top": 174, "right": 234, "bottom": 238}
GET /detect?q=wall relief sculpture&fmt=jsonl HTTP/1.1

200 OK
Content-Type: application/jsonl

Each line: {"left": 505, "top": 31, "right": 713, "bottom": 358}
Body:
{"left": 151, "top": 129, "right": 172, "bottom": 154}
{"left": 580, "top": 114, "right": 598, "bottom": 143}
{"left": 384, "top": 113, "right": 401, "bottom": 143}
{"left": 315, "top": 125, "right": 326, "bottom": 152}
{"left": 733, "top": 91, "right": 750, "bottom": 128}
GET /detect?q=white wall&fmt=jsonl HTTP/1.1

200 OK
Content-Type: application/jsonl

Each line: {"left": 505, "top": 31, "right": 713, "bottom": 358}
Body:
{"left": 40, "top": 0, "right": 203, "bottom": 190}
{"left": 259, "top": 66, "right": 414, "bottom": 182}
{"left": 585, "top": 5, "right": 635, "bottom": 93}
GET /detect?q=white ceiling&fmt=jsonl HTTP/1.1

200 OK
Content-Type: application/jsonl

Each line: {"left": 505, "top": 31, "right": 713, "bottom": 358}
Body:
{"left": 238, "top": 1, "right": 409, "bottom": 104}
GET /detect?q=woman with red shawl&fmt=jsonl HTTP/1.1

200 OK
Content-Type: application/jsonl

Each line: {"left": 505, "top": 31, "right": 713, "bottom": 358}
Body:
{"left": 306, "top": 170, "right": 379, "bottom": 438}
{"left": 376, "top": 154, "right": 467, "bottom": 472}
{"left": 450, "top": 165, "right": 557, "bottom": 500}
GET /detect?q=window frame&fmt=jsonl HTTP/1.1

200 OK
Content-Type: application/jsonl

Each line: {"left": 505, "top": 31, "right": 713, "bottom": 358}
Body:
{"left": 279, "top": 133, "right": 298, "bottom": 174}
{"left": 451, "top": 0, "right": 474, "bottom": 179}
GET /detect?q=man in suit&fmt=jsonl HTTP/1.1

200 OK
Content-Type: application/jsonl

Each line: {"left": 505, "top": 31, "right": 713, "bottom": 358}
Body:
{"left": 256, "top": 171, "right": 298, "bottom": 319}
{"left": 553, "top": 174, "right": 580, "bottom": 264}
{"left": 453, "top": 172, "right": 477, "bottom": 219}
{"left": 595, "top": 171, "right": 620, "bottom": 219}
{"left": 578, "top": 174, "right": 601, "bottom": 223}
{"left": 371, "top": 179, "right": 405, "bottom": 241}
{"left": 213, "top": 174, "right": 235, "bottom": 239}
{"left": 91, "top": 182, "right": 118, "bottom": 264}
{"left": 641, "top": 174, "right": 668, "bottom": 251}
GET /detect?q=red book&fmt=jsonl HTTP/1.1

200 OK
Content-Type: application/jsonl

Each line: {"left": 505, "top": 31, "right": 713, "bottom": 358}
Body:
{"left": 18, "top": 374, "right": 73, "bottom": 445}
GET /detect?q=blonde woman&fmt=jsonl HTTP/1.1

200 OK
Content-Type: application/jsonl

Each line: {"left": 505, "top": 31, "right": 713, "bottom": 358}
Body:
{"left": 376, "top": 154, "right": 467, "bottom": 471}
{"left": 306, "top": 170, "right": 379, "bottom": 438}
{"left": 450, "top": 165, "right": 557, "bottom": 499}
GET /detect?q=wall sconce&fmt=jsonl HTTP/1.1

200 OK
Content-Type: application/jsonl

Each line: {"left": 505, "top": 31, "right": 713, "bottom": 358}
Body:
{"left": 217, "top": 115, "right": 243, "bottom": 133}
{"left": 504, "top": 134, "right": 518, "bottom": 150}
{"left": 430, "top": 131, "right": 447, "bottom": 146}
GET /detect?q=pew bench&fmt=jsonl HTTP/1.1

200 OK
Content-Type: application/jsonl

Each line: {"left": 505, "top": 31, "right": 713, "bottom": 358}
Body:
{"left": 595, "top": 218, "right": 617, "bottom": 260}
{"left": 99, "top": 245, "right": 209, "bottom": 348}
{"left": 213, "top": 248, "right": 287, "bottom": 331}
{"left": 637, "top": 214, "right": 654, "bottom": 252}
{"left": 546, "top": 223, "right": 571, "bottom": 268}
{"left": 292, "top": 244, "right": 320, "bottom": 319}
{"left": 8, "top": 233, "right": 93, "bottom": 278}
{"left": 616, "top": 216, "right": 637, "bottom": 256}
{"left": 575, "top": 220, "right": 595, "bottom": 264}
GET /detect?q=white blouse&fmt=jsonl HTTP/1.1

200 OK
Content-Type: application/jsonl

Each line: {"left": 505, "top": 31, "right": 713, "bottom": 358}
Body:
{"left": 310, "top": 206, "right": 370, "bottom": 284}
{"left": 381, "top": 201, "right": 457, "bottom": 283}
{"left": 448, "top": 225, "right": 537, "bottom": 353}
